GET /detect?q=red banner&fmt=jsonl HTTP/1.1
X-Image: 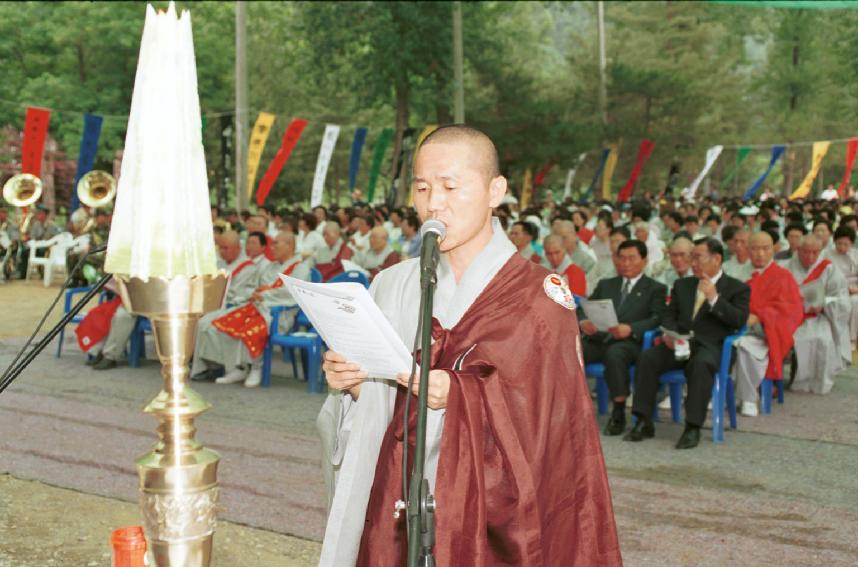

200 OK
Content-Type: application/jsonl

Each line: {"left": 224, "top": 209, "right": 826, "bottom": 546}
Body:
{"left": 533, "top": 162, "right": 555, "bottom": 188}
{"left": 255, "top": 118, "right": 309, "bottom": 206}
{"left": 617, "top": 139, "right": 655, "bottom": 203}
{"left": 21, "top": 107, "right": 51, "bottom": 177}
{"left": 837, "top": 138, "right": 858, "bottom": 197}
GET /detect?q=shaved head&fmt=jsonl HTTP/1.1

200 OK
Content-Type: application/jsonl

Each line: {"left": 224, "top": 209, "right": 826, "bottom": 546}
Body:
{"left": 419, "top": 124, "right": 500, "bottom": 178}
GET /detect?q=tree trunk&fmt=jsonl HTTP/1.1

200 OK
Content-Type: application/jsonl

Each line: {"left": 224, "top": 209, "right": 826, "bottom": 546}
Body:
{"left": 386, "top": 78, "right": 410, "bottom": 202}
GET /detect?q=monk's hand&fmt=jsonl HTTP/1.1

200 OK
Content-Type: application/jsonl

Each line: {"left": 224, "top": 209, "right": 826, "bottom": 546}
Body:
{"left": 850, "top": 287, "right": 858, "bottom": 296}
{"left": 698, "top": 276, "right": 717, "bottom": 301}
{"left": 396, "top": 369, "right": 450, "bottom": 410}
{"left": 747, "top": 314, "right": 760, "bottom": 327}
{"left": 807, "top": 305, "right": 823, "bottom": 316}
{"left": 250, "top": 291, "right": 264, "bottom": 303}
{"left": 323, "top": 351, "right": 368, "bottom": 399}
{"left": 580, "top": 320, "right": 598, "bottom": 336}
{"left": 608, "top": 323, "right": 632, "bottom": 340}
{"left": 663, "top": 335, "right": 676, "bottom": 350}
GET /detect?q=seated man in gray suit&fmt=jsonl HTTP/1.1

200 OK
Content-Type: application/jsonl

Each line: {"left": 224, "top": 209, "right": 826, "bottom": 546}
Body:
{"left": 579, "top": 239, "right": 667, "bottom": 436}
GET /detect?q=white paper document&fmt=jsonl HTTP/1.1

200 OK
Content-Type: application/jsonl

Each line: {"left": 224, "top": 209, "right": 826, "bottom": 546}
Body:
{"left": 580, "top": 299, "right": 619, "bottom": 331}
{"left": 279, "top": 275, "right": 413, "bottom": 380}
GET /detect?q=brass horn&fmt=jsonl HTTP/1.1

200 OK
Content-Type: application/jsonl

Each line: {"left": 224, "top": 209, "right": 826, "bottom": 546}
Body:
{"left": 77, "top": 170, "right": 116, "bottom": 208}
{"left": 2, "top": 173, "right": 43, "bottom": 208}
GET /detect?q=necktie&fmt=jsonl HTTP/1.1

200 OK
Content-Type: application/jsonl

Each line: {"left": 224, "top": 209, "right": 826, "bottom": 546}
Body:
{"left": 620, "top": 279, "right": 631, "bottom": 304}
{"left": 692, "top": 287, "right": 706, "bottom": 318}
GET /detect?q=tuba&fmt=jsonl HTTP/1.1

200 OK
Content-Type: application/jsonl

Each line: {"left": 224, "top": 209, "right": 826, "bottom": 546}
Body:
{"left": 76, "top": 170, "right": 116, "bottom": 236}
{"left": 77, "top": 170, "right": 116, "bottom": 208}
{"left": 2, "top": 173, "right": 43, "bottom": 236}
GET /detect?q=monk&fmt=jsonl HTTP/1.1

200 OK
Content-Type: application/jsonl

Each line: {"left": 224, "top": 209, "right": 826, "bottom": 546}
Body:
{"left": 316, "top": 125, "right": 621, "bottom": 566}
{"left": 732, "top": 232, "right": 803, "bottom": 416}
{"left": 785, "top": 234, "right": 851, "bottom": 394}
{"left": 355, "top": 226, "right": 401, "bottom": 281}
{"left": 541, "top": 234, "right": 587, "bottom": 296}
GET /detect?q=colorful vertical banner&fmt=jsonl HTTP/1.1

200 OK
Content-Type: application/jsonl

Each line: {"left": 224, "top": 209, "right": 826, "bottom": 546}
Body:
{"left": 789, "top": 141, "right": 831, "bottom": 201}
{"left": 348, "top": 127, "right": 368, "bottom": 192}
{"left": 520, "top": 167, "right": 534, "bottom": 210}
{"left": 742, "top": 145, "right": 786, "bottom": 201}
{"left": 533, "top": 162, "right": 554, "bottom": 189}
{"left": 310, "top": 124, "right": 341, "bottom": 208}
{"left": 584, "top": 148, "right": 611, "bottom": 201}
{"left": 366, "top": 127, "right": 393, "bottom": 203}
{"left": 562, "top": 152, "right": 587, "bottom": 200}
{"left": 21, "top": 107, "right": 51, "bottom": 177}
{"left": 408, "top": 125, "right": 438, "bottom": 206}
{"left": 601, "top": 142, "right": 620, "bottom": 200}
{"left": 71, "top": 113, "right": 104, "bottom": 212}
{"left": 684, "top": 145, "right": 723, "bottom": 201}
{"left": 837, "top": 138, "right": 858, "bottom": 196}
{"left": 617, "top": 139, "right": 655, "bottom": 202}
{"left": 246, "top": 112, "right": 276, "bottom": 200}
{"left": 720, "top": 146, "right": 751, "bottom": 189}
{"left": 255, "top": 118, "right": 308, "bottom": 206}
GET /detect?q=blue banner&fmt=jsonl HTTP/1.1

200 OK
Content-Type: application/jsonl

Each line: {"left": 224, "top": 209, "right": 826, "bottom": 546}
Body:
{"left": 582, "top": 148, "right": 610, "bottom": 202}
{"left": 72, "top": 113, "right": 103, "bottom": 211}
{"left": 348, "top": 127, "right": 368, "bottom": 191}
{"left": 742, "top": 145, "right": 785, "bottom": 201}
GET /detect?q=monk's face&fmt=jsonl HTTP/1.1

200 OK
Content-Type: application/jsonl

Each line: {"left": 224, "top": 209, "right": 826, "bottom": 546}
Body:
{"left": 369, "top": 229, "right": 387, "bottom": 253}
{"left": 835, "top": 237, "right": 852, "bottom": 255}
{"left": 749, "top": 233, "right": 774, "bottom": 269}
{"left": 544, "top": 242, "right": 565, "bottom": 269}
{"left": 412, "top": 140, "right": 505, "bottom": 253}
{"left": 799, "top": 242, "right": 821, "bottom": 270}
{"left": 272, "top": 234, "right": 294, "bottom": 262}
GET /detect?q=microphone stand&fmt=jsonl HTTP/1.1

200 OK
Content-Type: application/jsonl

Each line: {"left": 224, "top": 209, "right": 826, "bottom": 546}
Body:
{"left": 407, "top": 238, "right": 439, "bottom": 567}
{"left": 0, "top": 273, "right": 111, "bottom": 394}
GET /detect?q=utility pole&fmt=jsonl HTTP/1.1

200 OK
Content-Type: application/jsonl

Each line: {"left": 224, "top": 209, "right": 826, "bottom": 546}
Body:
{"left": 235, "top": 1, "right": 249, "bottom": 211}
{"left": 452, "top": 1, "right": 465, "bottom": 123}
{"left": 597, "top": 1, "right": 608, "bottom": 127}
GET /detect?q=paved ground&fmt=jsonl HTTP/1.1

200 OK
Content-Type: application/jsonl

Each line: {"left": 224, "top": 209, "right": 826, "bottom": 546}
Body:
{"left": 1, "top": 281, "right": 857, "bottom": 566}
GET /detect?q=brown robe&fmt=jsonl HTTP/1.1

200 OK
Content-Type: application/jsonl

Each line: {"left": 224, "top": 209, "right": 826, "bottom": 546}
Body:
{"left": 357, "top": 254, "right": 622, "bottom": 566}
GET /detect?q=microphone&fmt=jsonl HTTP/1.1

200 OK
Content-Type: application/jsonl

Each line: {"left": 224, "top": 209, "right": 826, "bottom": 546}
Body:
{"left": 419, "top": 220, "right": 446, "bottom": 287}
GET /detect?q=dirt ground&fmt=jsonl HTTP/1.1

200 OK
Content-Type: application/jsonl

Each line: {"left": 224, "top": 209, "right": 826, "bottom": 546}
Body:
{"left": 0, "top": 475, "right": 321, "bottom": 567}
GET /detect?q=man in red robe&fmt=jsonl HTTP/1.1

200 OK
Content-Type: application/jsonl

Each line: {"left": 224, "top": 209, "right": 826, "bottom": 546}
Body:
{"left": 316, "top": 125, "right": 621, "bottom": 566}
{"left": 315, "top": 221, "right": 353, "bottom": 281}
{"left": 733, "top": 231, "right": 803, "bottom": 416}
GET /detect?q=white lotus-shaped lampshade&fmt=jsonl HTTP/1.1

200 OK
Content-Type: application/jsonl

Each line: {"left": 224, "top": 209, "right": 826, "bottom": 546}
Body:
{"left": 105, "top": 2, "right": 217, "bottom": 279}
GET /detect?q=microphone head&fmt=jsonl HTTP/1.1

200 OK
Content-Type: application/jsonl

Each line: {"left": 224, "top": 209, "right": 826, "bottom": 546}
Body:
{"left": 420, "top": 219, "right": 447, "bottom": 241}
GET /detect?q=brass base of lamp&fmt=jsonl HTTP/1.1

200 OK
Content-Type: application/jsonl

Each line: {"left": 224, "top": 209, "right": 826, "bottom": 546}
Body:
{"left": 116, "top": 272, "right": 228, "bottom": 567}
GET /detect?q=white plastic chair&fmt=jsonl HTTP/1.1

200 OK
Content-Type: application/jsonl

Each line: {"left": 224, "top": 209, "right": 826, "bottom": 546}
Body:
{"left": 26, "top": 232, "right": 74, "bottom": 287}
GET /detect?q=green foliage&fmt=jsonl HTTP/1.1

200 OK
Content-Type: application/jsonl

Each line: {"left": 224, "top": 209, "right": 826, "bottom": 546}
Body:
{"left": 1, "top": 1, "right": 858, "bottom": 206}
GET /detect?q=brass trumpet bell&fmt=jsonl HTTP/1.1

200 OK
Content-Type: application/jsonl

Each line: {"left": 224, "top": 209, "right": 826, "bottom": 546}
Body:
{"left": 2, "top": 173, "right": 43, "bottom": 208}
{"left": 77, "top": 170, "right": 117, "bottom": 208}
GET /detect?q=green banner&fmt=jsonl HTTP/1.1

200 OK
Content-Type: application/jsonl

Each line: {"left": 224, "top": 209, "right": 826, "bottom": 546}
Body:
{"left": 366, "top": 127, "right": 394, "bottom": 202}
{"left": 720, "top": 146, "right": 751, "bottom": 189}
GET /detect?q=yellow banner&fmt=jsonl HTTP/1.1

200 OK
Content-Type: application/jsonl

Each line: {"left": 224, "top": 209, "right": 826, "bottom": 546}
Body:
{"left": 520, "top": 167, "right": 534, "bottom": 210}
{"left": 247, "top": 112, "right": 276, "bottom": 200}
{"left": 789, "top": 141, "right": 831, "bottom": 201}
{"left": 409, "top": 125, "right": 438, "bottom": 206}
{"left": 602, "top": 142, "right": 620, "bottom": 200}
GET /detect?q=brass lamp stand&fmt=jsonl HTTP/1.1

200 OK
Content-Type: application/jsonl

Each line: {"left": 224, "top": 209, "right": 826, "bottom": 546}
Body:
{"left": 116, "top": 272, "right": 228, "bottom": 566}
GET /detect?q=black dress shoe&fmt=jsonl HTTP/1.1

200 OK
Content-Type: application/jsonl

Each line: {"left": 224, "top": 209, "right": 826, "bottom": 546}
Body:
{"left": 675, "top": 426, "right": 701, "bottom": 449}
{"left": 191, "top": 367, "right": 224, "bottom": 382}
{"left": 85, "top": 352, "right": 104, "bottom": 367}
{"left": 92, "top": 357, "right": 117, "bottom": 371}
{"left": 603, "top": 415, "right": 626, "bottom": 436}
{"left": 623, "top": 420, "right": 655, "bottom": 442}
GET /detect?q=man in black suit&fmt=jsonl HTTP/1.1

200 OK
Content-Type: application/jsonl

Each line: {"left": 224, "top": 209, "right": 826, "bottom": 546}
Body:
{"left": 580, "top": 240, "right": 667, "bottom": 436}
{"left": 626, "top": 237, "right": 750, "bottom": 449}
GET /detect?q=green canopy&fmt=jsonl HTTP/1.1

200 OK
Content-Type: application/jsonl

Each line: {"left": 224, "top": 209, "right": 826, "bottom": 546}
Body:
{"left": 712, "top": 1, "right": 858, "bottom": 9}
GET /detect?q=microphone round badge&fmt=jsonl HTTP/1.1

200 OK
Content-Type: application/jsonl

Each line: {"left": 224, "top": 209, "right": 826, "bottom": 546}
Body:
{"left": 544, "top": 274, "right": 576, "bottom": 310}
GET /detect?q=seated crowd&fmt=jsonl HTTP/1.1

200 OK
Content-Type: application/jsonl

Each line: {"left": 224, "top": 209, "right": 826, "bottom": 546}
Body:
{"left": 71, "top": 192, "right": 857, "bottom": 447}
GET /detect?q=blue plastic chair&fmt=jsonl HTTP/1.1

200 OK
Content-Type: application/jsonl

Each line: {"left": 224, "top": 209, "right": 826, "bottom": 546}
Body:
{"left": 56, "top": 286, "right": 108, "bottom": 358}
{"left": 328, "top": 270, "right": 370, "bottom": 288}
{"left": 653, "top": 330, "right": 743, "bottom": 444}
{"left": 128, "top": 317, "right": 151, "bottom": 368}
{"left": 587, "top": 329, "right": 657, "bottom": 415}
{"left": 760, "top": 377, "right": 785, "bottom": 415}
{"left": 261, "top": 305, "right": 324, "bottom": 391}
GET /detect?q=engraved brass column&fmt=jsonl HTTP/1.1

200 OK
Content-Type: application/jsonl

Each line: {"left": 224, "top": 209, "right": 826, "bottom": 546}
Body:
{"left": 116, "top": 272, "right": 228, "bottom": 567}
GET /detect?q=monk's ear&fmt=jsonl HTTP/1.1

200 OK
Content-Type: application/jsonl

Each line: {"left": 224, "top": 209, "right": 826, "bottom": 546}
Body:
{"left": 488, "top": 175, "right": 507, "bottom": 208}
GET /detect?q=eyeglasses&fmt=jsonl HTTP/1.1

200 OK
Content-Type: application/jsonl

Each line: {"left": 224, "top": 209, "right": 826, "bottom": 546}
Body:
{"left": 690, "top": 254, "right": 711, "bottom": 262}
